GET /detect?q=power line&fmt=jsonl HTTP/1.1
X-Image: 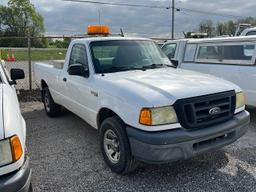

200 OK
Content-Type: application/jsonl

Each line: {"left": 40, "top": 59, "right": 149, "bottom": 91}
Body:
{"left": 63, "top": 0, "right": 243, "bottom": 19}
{"left": 63, "top": 0, "right": 244, "bottom": 39}
{"left": 177, "top": 6, "right": 242, "bottom": 19}
{"left": 63, "top": 0, "right": 170, "bottom": 9}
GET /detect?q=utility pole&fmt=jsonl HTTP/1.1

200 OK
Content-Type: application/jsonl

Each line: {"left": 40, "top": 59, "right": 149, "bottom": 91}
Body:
{"left": 27, "top": 29, "right": 32, "bottom": 90}
{"left": 98, "top": 9, "right": 101, "bottom": 26}
{"left": 171, "top": 0, "right": 175, "bottom": 39}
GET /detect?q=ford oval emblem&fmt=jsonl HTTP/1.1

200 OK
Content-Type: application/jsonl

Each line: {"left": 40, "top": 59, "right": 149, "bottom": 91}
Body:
{"left": 209, "top": 107, "right": 221, "bottom": 115}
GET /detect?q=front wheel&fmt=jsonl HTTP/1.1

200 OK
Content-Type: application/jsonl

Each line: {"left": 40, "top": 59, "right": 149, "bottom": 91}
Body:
{"left": 42, "top": 87, "right": 62, "bottom": 117}
{"left": 99, "top": 116, "right": 138, "bottom": 174}
{"left": 28, "top": 183, "right": 33, "bottom": 192}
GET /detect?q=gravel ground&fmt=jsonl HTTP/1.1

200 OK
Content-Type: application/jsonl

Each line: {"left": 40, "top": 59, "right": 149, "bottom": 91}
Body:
{"left": 21, "top": 102, "right": 256, "bottom": 192}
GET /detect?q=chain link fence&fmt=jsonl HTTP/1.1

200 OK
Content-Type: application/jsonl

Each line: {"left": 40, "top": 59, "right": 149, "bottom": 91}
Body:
{"left": 0, "top": 36, "right": 79, "bottom": 101}
{"left": 0, "top": 36, "right": 73, "bottom": 90}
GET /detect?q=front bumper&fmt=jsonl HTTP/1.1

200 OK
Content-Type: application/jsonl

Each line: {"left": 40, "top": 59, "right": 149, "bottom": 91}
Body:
{"left": 126, "top": 110, "right": 250, "bottom": 163}
{"left": 0, "top": 156, "right": 32, "bottom": 192}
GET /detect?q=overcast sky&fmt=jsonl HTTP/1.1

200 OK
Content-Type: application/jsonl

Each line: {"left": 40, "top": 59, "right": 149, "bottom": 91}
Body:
{"left": 2, "top": 0, "right": 256, "bottom": 38}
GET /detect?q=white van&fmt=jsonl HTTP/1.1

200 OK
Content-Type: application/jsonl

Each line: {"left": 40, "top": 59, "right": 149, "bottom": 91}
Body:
{"left": 162, "top": 36, "right": 256, "bottom": 107}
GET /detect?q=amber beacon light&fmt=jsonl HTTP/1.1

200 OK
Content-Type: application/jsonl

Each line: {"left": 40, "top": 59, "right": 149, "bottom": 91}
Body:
{"left": 87, "top": 25, "right": 110, "bottom": 35}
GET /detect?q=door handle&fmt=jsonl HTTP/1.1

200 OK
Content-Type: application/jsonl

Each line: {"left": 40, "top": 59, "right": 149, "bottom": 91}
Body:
{"left": 63, "top": 78, "right": 67, "bottom": 82}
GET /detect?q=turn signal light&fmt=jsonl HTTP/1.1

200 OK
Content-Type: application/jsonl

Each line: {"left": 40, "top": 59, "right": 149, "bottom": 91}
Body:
{"left": 139, "top": 108, "right": 152, "bottom": 126}
{"left": 10, "top": 135, "right": 23, "bottom": 162}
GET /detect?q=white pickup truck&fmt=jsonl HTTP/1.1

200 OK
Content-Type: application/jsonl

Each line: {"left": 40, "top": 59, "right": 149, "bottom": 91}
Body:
{"left": 0, "top": 61, "right": 32, "bottom": 191}
{"left": 35, "top": 37, "right": 250, "bottom": 174}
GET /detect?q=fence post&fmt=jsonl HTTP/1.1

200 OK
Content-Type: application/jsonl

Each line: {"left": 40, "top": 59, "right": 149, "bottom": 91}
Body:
{"left": 27, "top": 35, "right": 32, "bottom": 90}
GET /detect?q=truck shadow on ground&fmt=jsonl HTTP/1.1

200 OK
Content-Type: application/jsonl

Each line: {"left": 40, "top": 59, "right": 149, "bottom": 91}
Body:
{"left": 23, "top": 106, "right": 256, "bottom": 192}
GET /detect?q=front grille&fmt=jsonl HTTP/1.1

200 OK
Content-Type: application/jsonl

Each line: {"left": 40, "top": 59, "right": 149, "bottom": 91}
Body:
{"left": 174, "top": 91, "right": 236, "bottom": 129}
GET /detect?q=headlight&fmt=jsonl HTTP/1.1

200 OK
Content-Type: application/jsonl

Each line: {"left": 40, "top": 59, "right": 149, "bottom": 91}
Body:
{"left": 0, "top": 135, "right": 23, "bottom": 167}
{"left": 236, "top": 92, "right": 245, "bottom": 109}
{"left": 139, "top": 106, "right": 178, "bottom": 126}
{"left": 0, "top": 140, "right": 13, "bottom": 167}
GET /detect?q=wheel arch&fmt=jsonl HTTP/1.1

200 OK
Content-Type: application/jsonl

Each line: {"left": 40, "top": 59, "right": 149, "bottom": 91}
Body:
{"left": 97, "top": 108, "right": 125, "bottom": 129}
{"left": 41, "top": 79, "right": 48, "bottom": 89}
{"left": 41, "top": 80, "right": 48, "bottom": 102}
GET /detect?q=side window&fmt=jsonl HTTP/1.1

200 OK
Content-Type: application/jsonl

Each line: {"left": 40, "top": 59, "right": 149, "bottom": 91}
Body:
{"left": 183, "top": 44, "right": 197, "bottom": 62}
{"left": 197, "top": 46, "right": 220, "bottom": 60}
{"left": 69, "top": 44, "right": 88, "bottom": 68}
{"left": 196, "top": 43, "right": 256, "bottom": 65}
{"left": 162, "top": 43, "right": 177, "bottom": 59}
{"left": 243, "top": 45, "right": 255, "bottom": 57}
{"left": 246, "top": 31, "right": 256, "bottom": 36}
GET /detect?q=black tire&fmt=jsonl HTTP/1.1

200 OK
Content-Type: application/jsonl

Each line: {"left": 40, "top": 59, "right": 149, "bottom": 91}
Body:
{"left": 28, "top": 183, "right": 33, "bottom": 192}
{"left": 99, "top": 116, "right": 138, "bottom": 174}
{"left": 42, "top": 87, "right": 62, "bottom": 117}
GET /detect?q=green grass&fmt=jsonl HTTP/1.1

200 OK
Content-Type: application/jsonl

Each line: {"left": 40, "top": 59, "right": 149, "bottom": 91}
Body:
{"left": 1, "top": 49, "right": 67, "bottom": 61}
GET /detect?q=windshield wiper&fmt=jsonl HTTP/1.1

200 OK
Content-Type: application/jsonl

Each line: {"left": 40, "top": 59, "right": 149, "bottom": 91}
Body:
{"left": 108, "top": 66, "right": 146, "bottom": 72}
{"left": 105, "top": 63, "right": 174, "bottom": 73}
{"left": 141, "top": 64, "right": 174, "bottom": 69}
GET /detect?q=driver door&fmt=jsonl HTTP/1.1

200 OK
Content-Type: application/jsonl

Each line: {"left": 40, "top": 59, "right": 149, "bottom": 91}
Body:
{"left": 64, "top": 44, "right": 97, "bottom": 126}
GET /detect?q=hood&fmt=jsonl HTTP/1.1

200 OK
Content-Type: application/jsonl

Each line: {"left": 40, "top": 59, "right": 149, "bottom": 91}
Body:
{"left": 0, "top": 84, "right": 3, "bottom": 140}
{"left": 95, "top": 68, "right": 241, "bottom": 107}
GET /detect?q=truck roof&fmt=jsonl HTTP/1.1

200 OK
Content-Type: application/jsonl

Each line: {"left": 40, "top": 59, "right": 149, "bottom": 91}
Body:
{"left": 72, "top": 36, "right": 151, "bottom": 44}
{"left": 240, "top": 27, "right": 256, "bottom": 36}
{"left": 165, "top": 35, "right": 256, "bottom": 44}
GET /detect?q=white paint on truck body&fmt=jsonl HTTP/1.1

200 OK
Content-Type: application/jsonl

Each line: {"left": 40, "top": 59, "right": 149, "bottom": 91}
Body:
{"left": 162, "top": 36, "right": 256, "bottom": 107}
{"left": 35, "top": 37, "right": 244, "bottom": 132}
{"left": 0, "top": 61, "right": 26, "bottom": 176}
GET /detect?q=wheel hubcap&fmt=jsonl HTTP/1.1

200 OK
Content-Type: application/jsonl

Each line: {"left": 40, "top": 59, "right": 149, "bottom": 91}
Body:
{"left": 44, "top": 93, "right": 50, "bottom": 112}
{"left": 103, "top": 129, "right": 120, "bottom": 164}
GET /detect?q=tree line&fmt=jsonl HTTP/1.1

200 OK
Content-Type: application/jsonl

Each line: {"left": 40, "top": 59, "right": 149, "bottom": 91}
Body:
{"left": 0, "top": 0, "right": 70, "bottom": 48}
{"left": 197, "top": 17, "right": 256, "bottom": 37}
{"left": 0, "top": 0, "right": 47, "bottom": 47}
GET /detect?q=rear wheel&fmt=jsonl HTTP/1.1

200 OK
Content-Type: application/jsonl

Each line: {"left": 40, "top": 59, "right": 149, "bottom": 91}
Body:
{"left": 42, "top": 87, "right": 62, "bottom": 117}
{"left": 99, "top": 116, "right": 138, "bottom": 174}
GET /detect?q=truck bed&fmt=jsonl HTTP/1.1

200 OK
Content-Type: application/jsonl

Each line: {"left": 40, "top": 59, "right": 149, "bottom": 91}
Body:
{"left": 34, "top": 60, "right": 64, "bottom": 89}
{"left": 41, "top": 60, "right": 65, "bottom": 69}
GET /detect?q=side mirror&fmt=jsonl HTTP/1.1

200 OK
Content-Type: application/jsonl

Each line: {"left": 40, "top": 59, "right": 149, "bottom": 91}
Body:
{"left": 171, "top": 59, "right": 179, "bottom": 68}
{"left": 10, "top": 68, "right": 25, "bottom": 85}
{"left": 68, "top": 65, "right": 89, "bottom": 78}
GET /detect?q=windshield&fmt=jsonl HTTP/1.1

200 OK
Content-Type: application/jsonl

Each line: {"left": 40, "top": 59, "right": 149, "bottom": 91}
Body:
{"left": 90, "top": 40, "right": 173, "bottom": 74}
{"left": 162, "top": 43, "right": 177, "bottom": 59}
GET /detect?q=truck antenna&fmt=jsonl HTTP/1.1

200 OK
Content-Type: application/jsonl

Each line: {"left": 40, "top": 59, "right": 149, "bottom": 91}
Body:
{"left": 120, "top": 28, "right": 124, "bottom": 37}
{"left": 98, "top": 9, "right": 101, "bottom": 26}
